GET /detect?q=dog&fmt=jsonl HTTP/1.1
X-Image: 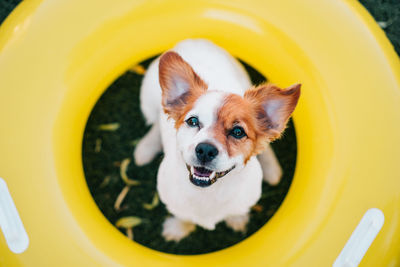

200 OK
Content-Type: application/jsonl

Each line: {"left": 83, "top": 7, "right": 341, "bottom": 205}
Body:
{"left": 134, "top": 39, "right": 300, "bottom": 241}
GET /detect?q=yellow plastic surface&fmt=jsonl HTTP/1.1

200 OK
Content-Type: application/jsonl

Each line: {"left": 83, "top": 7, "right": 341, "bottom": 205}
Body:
{"left": 0, "top": 0, "right": 400, "bottom": 266}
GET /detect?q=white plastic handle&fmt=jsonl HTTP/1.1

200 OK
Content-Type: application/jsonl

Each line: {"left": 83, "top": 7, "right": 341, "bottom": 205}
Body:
{"left": 0, "top": 178, "right": 29, "bottom": 254}
{"left": 333, "top": 208, "right": 384, "bottom": 267}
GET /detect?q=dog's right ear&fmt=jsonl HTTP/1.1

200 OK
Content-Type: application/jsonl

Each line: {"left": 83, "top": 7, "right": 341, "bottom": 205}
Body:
{"left": 245, "top": 83, "right": 301, "bottom": 142}
{"left": 159, "top": 51, "right": 208, "bottom": 121}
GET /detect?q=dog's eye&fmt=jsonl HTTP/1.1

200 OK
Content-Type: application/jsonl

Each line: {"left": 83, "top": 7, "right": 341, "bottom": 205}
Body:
{"left": 186, "top": 116, "right": 199, "bottom": 127}
{"left": 230, "top": 126, "right": 246, "bottom": 139}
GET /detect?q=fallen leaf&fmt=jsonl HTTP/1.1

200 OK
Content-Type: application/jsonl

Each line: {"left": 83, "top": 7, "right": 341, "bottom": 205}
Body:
{"left": 252, "top": 204, "right": 263, "bottom": 213}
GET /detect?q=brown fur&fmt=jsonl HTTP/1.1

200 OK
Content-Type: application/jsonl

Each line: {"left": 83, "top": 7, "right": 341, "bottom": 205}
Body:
{"left": 214, "top": 94, "right": 259, "bottom": 163}
{"left": 159, "top": 51, "right": 300, "bottom": 164}
{"left": 244, "top": 83, "right": 300, "bottom": 141}
{"left": 159, "top": 51, "right": 208, "bottom": 128}
{"left": 214, "top": 84, "right": 300, "bottom": 163}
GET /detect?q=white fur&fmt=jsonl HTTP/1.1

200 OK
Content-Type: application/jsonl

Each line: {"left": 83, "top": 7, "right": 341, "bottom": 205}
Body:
{"left": 135, "top": 39, "right": 282, "bottom": 241}
{"left": 162, "top": 217, "right": 195, "bottom": 242}
{"left": 258, "top": 145, "right": 283, "bottom": 185}
{"left": 139, "top": 39, "right": 250, "bottom": 125}
{"left": 225, "top": 214, "right": 250, "bottom": 232}
{"left": 133, "top": 121, "right": 161, "bottom": 166}
{"left": 177, "top": 92, "right": 243, "bottom": 173}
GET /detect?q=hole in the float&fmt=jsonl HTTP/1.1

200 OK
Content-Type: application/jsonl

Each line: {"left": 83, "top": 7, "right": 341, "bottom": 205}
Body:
{"left": 82, "top": 56, "right": 297, "bottom": 255}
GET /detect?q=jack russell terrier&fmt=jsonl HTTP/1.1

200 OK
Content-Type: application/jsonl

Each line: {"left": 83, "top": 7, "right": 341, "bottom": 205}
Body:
{"left": 134, "top": 39, "right": 300, "bottom": 241}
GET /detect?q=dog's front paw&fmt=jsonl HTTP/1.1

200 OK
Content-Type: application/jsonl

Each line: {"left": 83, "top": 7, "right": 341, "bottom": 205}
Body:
{"left": 262, "top": 162, "right": 282, "bottom": 186}
{"left": 134, "top": 139, "right": 157, "bottom": 166}
{"left": 162, "top": 217, "right": 196, "bottom": 242}
{"left": 225, "top": 214, "right": 249, "bottom": 233}
{"left": 258, "top": 145, "right": 283, "bottom": 186}
{"left": 133, "top": 123, "right": 162, "bottom": 166}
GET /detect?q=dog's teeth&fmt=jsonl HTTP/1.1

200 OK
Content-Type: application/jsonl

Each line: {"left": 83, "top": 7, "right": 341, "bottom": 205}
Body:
{"left": 210, "top": 171, "right": 216, "bottom": 179}
{"left": 193, "top": 175, "right": 210, "bottom": 181}
{"left": 191, "top": 166, "right": 194, "bottom": 175}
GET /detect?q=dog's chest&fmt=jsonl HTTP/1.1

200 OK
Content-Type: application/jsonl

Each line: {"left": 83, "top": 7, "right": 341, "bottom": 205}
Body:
{"left": 157, "top": 153, "right": 263, "bottom": 229}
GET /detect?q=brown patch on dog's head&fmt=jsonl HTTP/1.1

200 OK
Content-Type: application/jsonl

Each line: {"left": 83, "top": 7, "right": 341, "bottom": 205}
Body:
{"left": 214, "top": 83, "right": 300, "bottom": 163}
{"left": 159, "top": 51, "right": 208, "bottom": 128}
{"left": 214, "top": 94, "right": 259, "bottom": 163}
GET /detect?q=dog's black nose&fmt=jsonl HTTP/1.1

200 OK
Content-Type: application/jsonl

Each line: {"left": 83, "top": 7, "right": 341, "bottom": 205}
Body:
{"left": 195, "top": 143, "right": 218, "bottom": 163}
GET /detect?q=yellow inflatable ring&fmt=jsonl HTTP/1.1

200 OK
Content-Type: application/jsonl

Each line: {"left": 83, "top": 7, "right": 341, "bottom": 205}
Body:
{"left": 1, "top": 0, "right": 400, "bottom": 265}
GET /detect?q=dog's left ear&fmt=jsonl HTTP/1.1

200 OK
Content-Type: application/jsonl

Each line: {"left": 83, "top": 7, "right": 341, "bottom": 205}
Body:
{"left": 159, "top": 51, "right": 208, "bottom": 121}
{"left": 245, "top": 83, "right": 301, "bottom": 140}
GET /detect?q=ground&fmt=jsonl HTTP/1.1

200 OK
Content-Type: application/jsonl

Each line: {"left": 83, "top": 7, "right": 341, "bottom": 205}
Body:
{"left": 0, "top": 0, "right": 399, "bottom": 255}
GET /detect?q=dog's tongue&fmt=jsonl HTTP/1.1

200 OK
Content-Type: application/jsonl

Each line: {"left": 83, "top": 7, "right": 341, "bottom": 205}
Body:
{"left": 194, "top": 167, "right": 213, "bottom": 177}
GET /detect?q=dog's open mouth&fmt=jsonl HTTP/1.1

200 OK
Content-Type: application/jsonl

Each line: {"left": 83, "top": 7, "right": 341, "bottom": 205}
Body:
{"left": 186, "top": 165, "right": 235, "bottom": 187}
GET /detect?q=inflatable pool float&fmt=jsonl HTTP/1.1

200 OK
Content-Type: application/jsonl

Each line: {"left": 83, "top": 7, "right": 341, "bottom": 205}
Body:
{"left": 0, "top": 0, "right": 399, "bottom": 266}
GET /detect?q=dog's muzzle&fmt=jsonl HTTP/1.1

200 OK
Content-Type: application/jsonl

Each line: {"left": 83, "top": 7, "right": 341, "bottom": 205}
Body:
{"left": 186, "top": 164, "right": 235, "bottom": 187}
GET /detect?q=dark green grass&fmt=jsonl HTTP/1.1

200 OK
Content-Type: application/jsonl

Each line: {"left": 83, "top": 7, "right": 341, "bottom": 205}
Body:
{"left": 1, "top": 0, "right": 399, "bottom": 256}
{"left": 360, "top": 0, "right": 400, "bottom": 55}
{"left": 82, "top": 58, "right": 297, "bottom": 254}
{"left": 0, "top": 0, "right": 20, "bottom": 24}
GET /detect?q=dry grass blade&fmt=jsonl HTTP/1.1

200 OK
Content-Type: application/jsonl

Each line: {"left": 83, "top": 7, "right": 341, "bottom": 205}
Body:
{"left": 126, "top": 228, "right": 134, "bottom": 240}
{"left": 120, "top": 158, "right": 140, "bottom": 186}
{"left": 114, "top": 185, "right": 130, "bottom": 211}
{"left": 129, "top": 138, "right": 141, "bottom": 147}
{"left": 143, "top": 192, "right": 159, "bottom": 210}
{"left": 98, "top": 122, "right": 120, "bottom": 131}
{"left": 95, "top": 138, "right": 102, "bottom": 152}
{"left": 116, "top": 216, "right": 143, "bottom": 240}
{"left": 129, "top": 64, "right": 146, "bottom": 75}
{"left": 100, "top": 175, "right": 112, "bottom": 188}
{"left": 116, "top": 216, "right": 143, "bottom": 228}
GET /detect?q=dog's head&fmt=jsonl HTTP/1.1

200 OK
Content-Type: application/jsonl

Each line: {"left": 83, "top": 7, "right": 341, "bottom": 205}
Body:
{"left": 159, "top": 51, "right": 300, "bottom": 188}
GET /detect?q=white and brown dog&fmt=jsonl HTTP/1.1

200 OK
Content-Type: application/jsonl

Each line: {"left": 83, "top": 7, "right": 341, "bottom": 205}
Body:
{"left": 134, "top": 39, "right": 300, "bottom": 242}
